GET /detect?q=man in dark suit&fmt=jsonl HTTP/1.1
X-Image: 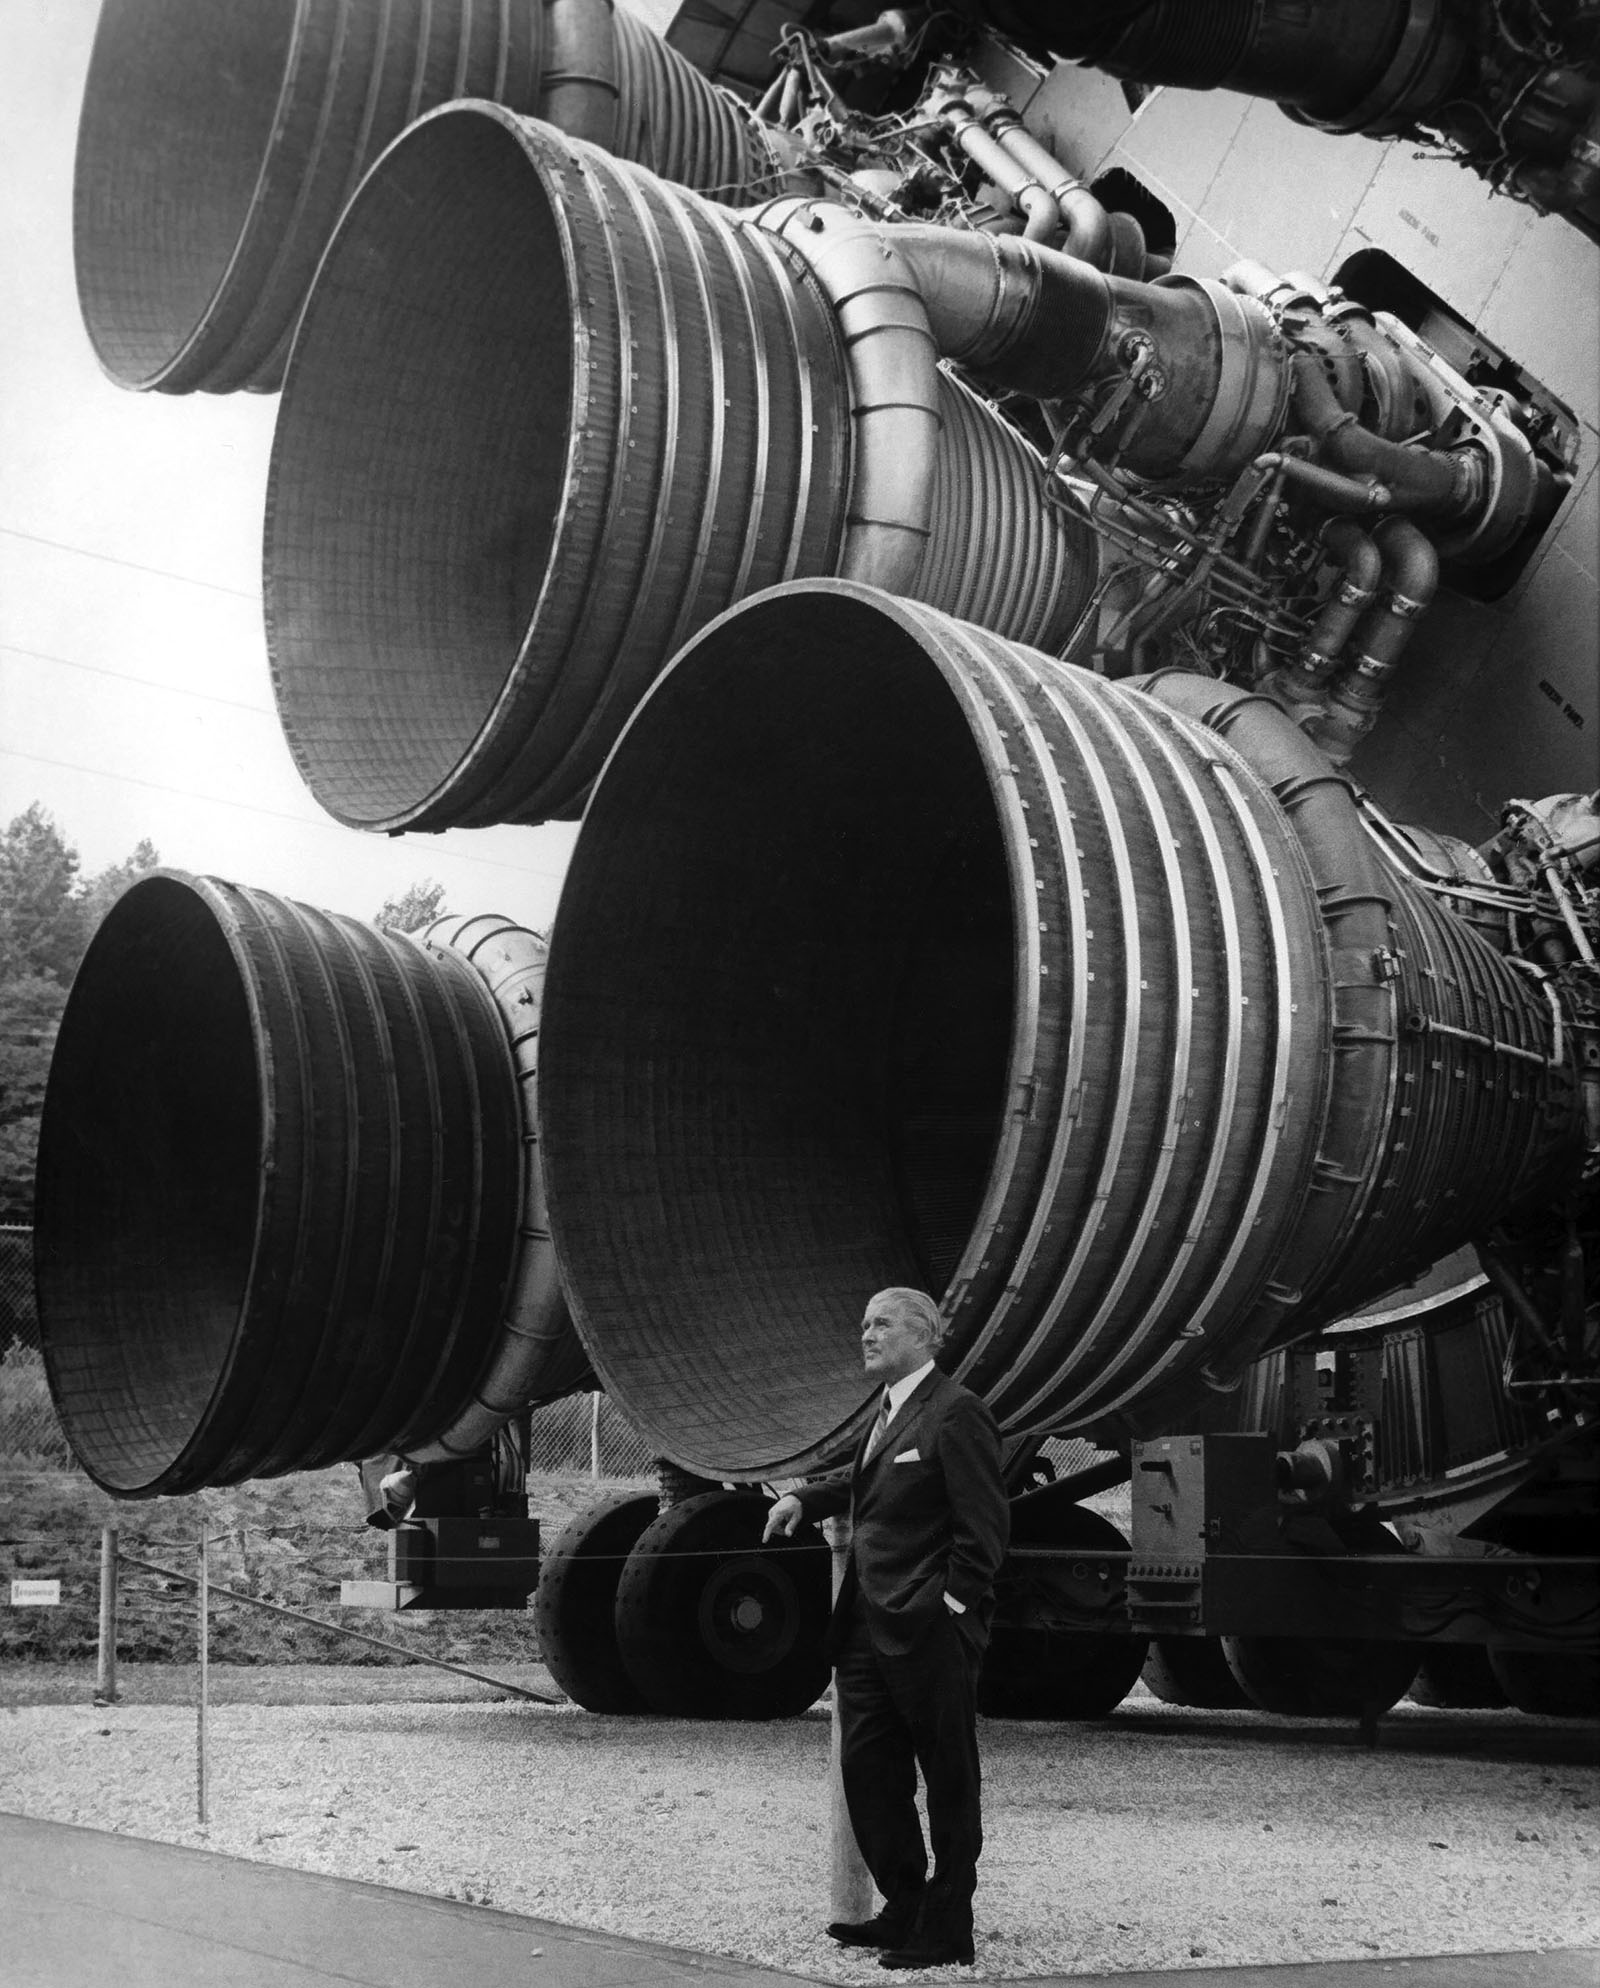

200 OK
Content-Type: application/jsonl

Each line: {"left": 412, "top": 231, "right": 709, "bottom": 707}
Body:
{"left": 763, "top": 1286, "right": 1010, "bottom": 1970}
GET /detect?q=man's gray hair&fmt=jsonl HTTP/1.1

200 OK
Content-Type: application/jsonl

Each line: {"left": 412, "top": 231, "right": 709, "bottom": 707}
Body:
{"left": 866, "top": 1287, "right": 947, "bottom": 1346}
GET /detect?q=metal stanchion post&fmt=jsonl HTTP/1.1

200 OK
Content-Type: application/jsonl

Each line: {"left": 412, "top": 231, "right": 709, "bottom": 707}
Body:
{"left": 822, "top": 1515, "right": 873, "bottom": 1924}
{"left": 196, "top": 1532, "right": 209, "bottom": 1827}
{"left": 94, "top": 1527, "right": 119, "bottom": 1704}
{"left": 590, "top": 1391, "right": 602, "bottom": 1479}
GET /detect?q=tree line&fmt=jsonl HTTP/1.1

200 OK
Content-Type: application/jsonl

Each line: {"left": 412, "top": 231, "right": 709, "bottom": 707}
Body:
{"left": 0, "top": 803, "right": 449, "bottom": 1225}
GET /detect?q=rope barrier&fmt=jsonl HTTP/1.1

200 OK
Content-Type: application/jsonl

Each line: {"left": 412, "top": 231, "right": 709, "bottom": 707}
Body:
{"left": 114, "top": 1550, "right": 559, "bottom": 1705}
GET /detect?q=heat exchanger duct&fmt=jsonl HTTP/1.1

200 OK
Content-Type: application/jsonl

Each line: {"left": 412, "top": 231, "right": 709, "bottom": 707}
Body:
{"left": 534, "top": 581, "right": 1586, "bottom": 1481}
{"left": 72, "top": 0, "right": 777, "bottom": 393}
{"left": 33, "top": 877, "right": 585, "bottom": 1495}
{"left": 275, "top": 106, "right": 1299, "bottom": 829}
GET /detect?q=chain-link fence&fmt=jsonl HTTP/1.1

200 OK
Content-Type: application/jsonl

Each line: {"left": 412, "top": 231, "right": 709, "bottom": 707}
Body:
{"left": 0, "top": 1226, "right": 72, "bottom": 1471}
{"left": 525, "top": 1388, "right": 655, "bottom": 1481}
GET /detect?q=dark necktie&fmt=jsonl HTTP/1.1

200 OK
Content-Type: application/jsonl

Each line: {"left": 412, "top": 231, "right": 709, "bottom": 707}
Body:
{"left": 869, "top": 1388, "right": 892, "bottom": 1456}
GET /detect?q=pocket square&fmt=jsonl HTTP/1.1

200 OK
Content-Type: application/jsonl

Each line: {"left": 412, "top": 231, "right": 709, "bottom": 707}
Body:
{"left": 893, "top": 1447, "right": 921, "bottom": 1463}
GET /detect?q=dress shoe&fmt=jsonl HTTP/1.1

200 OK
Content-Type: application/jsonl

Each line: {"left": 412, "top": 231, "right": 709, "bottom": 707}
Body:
{"left": 826, "top": 1908, "right": 917, "bottom": 1948}
{"left": 878, "top": 1935, "right": 975, "bottom": 1969}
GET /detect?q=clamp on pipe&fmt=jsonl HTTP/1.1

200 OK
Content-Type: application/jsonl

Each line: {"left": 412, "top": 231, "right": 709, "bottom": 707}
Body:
{"left": 931, "top": 88, "right": 1061, "bottom": 242}
{"left": 964, "top": 84, "right": 1114, "bottom": 267}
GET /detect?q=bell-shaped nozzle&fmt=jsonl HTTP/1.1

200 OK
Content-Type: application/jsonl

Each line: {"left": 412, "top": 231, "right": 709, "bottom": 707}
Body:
{"left": 72, "top": 0, "right": 776, "bottom": 393}
{"left": 265, "top": 107, "right": 1097, "bottom": 829}
{"left": 535, "top": 583, "right": 1583, "bottom": 1480}
{"left": 33, "top": 874, "right": 582, "bottom": 1494}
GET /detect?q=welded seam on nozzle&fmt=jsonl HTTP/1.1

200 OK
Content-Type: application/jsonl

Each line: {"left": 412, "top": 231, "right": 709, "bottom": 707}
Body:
{"left": 458, "top": 137, "right": 638, "bottom": 813}
{"left": 1088, "top": 754, "right": 1299, "bottom": 1418}
{"left": 985, "top": 672, "right": 1198, "bottom": 1424}
{"left": 215, "top": 3, "right": 367, "bottom": 392}
{"left": 199, "top": 884, "right": 327, "bottom": 1485}
{"left": 337, "top": 922, "right": 456, "bottom": 1461}
{"left": 249, "top": 901, "right": 393, "bottom": 1476}
{"left": 899, "top": 621, "right": 1045, "bottom": 1336}
{"left": 735, "top": 222, "right": 833, "bottom": 581}
{"left": 533, "top": 160, "right": 707, "bottom": 797}
{"left": 964, "top": 659, "right": 1147, "bottom": 1404}
{"left": 389, "top": 947, "right": 511, "bottom": 1454}
{"left": 972, "top": 670, "right": 1168, "bottom": 1424}
{"left": 1017, "top": 694, "right": 1249, "bottom": 1427}
{"left": 689, "top": 198, "right": 778, "bottom": 603}
{"left": 940, "top": 639, "right": 1091, "bottom": 1388}
{"left": 277, "top": 900, "right": 429, "bottom": 1472}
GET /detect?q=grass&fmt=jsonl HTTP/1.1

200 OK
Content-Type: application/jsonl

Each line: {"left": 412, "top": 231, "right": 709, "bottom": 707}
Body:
{"left": 0, "top": 1464, "right": 650, "bottom": 1668}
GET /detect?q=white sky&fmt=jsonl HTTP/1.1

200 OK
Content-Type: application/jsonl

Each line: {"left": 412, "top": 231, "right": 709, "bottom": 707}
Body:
{"left": 0, "top": 0, "right": 579, "bottom": 931}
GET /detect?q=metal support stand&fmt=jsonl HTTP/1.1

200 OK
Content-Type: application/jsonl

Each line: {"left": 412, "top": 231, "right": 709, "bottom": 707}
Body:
{"left": 823, "top": 1515, "right": 873, "bottom": 1924}
{"left": 590, "top": 1392, "right": 602, "bottom": 1479}
{"left": 94, "top": 1527, "right": 118, "bottom": 1705}
{"left": 196, "top": 1532, "right": 209, "bottom": 1827}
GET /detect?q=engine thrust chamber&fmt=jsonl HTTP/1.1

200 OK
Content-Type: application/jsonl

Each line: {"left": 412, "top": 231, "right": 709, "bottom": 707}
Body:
{"left": 72, "top": 0, "right": 773, "bottom": 393}
{"left": 33, "top": 873, "right": 577, "bottom": 1493}
{"left": 535, "top": 582, "right": 1582, "bottom": 1480}
{"left": 264, "top": 107, "right": 1097, "bottom": 830}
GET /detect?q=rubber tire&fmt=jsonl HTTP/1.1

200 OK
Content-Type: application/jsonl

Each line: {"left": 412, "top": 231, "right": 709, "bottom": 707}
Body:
{"left": 1141, "top": 1634, "right": 1250, "bottom": 1709}
{"left": 1488, "top": 1646, "right": 1600, "bottom": 1720}
{"left": 534, "top": 1491, "right": 659, "bottom": 1712}
{"left": 1408, "top": 1645, "right": 1509, "bottom": 1709}
{"left": 978, "top": 1493, "right": 1148, "bottom": 1721}
{"left": 614, "top": 1490, "right": 831, "bottom": 1719}
{"left": 1221, "top": 1634, "right": 1420, "bottom": 1718}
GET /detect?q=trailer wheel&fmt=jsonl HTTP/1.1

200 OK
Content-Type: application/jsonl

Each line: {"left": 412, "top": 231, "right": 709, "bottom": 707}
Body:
{"left": 978, "top": 1496, "right": 1148, "bottom": 1720}
{"left": 1141, "top": 1635, "right": 1250, "bottom": 1709}
{"left": 1488, "top": 1646, "right": 1600, "bottom": 1719}
{"left": 1408, "top": 1645, "right": 1508, "bottom": 1709}
{"left": 1221, "top": 1634, "right": 1419, "bottom": 1718}
{"left": 534, "top": 1491, "right": 659, "bottom": 1712}
{"left": 614, "top": 1490, "right": 831, "bottom": 1718}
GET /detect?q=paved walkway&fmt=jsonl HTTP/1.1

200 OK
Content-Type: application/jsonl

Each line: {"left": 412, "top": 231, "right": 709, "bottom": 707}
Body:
{"left": 4, "top": 1813, "right": 1595, "bottom": 1988}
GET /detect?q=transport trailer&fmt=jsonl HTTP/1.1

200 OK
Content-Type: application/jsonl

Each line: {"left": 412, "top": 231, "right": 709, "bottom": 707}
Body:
{"left": 33, "top": 0, "right": 1599, "bottom": 1734}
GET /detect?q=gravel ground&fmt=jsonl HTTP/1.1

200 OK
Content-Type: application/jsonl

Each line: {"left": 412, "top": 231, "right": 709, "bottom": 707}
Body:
{"left": 3, "top": 1666, "right": 1598, "bottom": 1979}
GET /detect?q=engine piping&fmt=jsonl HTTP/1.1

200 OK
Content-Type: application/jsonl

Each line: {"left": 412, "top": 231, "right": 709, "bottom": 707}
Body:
{"left": 1309, "top": 517, "right": 1440, "bottom": 765}
{"left": 963, "top": 84, "right": 1115, "bottom": 267}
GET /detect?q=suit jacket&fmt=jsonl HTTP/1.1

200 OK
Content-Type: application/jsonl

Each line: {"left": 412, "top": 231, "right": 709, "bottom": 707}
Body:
{"left": 794, "top": 1368, "right": 1009, "bottom": 1662}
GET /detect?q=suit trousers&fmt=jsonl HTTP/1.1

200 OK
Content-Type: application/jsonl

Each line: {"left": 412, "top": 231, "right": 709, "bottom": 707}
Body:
{"left": 835, "top": 1599, "right": 985, "bottom": 1942}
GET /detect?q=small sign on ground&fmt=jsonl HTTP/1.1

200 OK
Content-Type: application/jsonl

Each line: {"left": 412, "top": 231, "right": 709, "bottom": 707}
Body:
{"left": 10, "top": 1578, "right": 62, "bottom": 1606}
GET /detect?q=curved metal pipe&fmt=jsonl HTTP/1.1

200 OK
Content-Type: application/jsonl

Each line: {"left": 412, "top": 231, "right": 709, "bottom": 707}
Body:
{"left": 72, "top": 0, "right": 776, "bottom": 393}
{"left": 1262, "top": 516, "right": 1383, "bottom": 711}
{"left": 967, "top": 87, "right": 1112, "bottom": 267}
{"left": 34, "top": 875, "right": 534, "bottom": 1494}
{"left": 540, "top": 0, "right": 621, "bottom": 147}
{"left": 408, "top": 914, "right": 595, "bottom": 1461}
{"left": 535, "top": 581, "right": 1582, "bottom": 1479}
{"left": 934, "top": 92, "right": 1061, "bottom": 242}
{"left": 756, "top": 198, "right": 942, "bottom": 593}
{"left": 881, "top": 226, "right": 1292, "bottom": 479}
{"left": 266, "top": 110, "right": 1096, "bottom": 829}
{"left": 1291, "top": 352, "right": 1479, "bottom": 521}
{"left": 1309, "top": 517, "right": 1440, "bottom": 764}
